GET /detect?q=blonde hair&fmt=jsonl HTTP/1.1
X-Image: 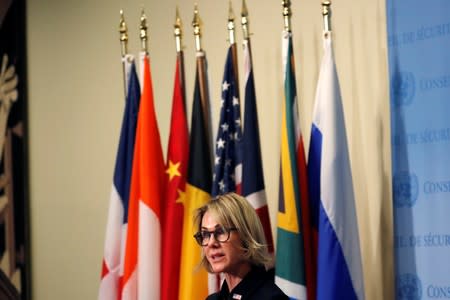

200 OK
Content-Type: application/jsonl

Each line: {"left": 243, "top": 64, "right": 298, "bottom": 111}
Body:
{"left": 194, "top": 192, "right": 273, "bottom": 273}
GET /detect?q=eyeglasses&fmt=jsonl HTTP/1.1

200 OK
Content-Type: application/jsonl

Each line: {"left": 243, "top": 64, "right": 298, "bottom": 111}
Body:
{"left": 193, "top": 226, "right": 237, "bottom": 246}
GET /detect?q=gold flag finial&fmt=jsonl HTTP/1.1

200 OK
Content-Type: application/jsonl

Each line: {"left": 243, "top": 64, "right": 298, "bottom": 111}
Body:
{"left": 140, "top": 8, "right": 149, "bottom": 53}
{"left": 282, "top": 0, "right": 292, "bottom": 32}
{"left": 192, "top": 3, "right": 203, "bottom": 51}
{"left": 119, "top": 10, "right": 129, "bottom": 97}
{"left": 119, "top": 10, "right": 129, "bottom": 57}
{"left": 241, "top": 0, "right": 250, "bottom": 40}
{"left": 174, "top": 6, "right": 183, "bottom": 52}
{"left": 322, "top": 0, "right": 331, "bottom": 32}
{"left": 228, "top": 0, "right": 236, "bottom": 44}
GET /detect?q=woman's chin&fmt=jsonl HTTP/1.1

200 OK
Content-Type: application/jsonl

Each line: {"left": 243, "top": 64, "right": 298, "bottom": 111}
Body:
{"left": 211, "top": 264, "right": 225, "bottom": 274}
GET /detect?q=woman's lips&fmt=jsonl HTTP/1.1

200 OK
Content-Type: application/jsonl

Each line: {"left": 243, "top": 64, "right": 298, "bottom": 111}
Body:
{"left": 209, "top": 252, "right": 225, "bottom": 262}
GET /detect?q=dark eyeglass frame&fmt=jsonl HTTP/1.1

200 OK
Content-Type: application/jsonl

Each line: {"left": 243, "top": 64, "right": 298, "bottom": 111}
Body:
{"left": 193, "top": 226, "right": 237, "bottom": 246}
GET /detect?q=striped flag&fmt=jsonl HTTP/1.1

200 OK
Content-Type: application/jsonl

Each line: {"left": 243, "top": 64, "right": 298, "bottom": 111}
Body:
{"left": 99, "top": 59, "right": 140, "bottom": 300}
{"left": 121, "top": 55, "right": 165, "bottom": 300}
{"left": 275, "top": 31, "right": 314, "bottom": 300}
{"left": 209, "top": 44, "right": 242, "bottom": 294}
{"left": 212, "top": 46, "right": 242, "bottom": 196}
{"left": 241, "top": 40, "right": 274, "bottom": 254}
{"left": 161, "top": 54, "right": 188, "bottom": 300}
{"left": 178, "top": 53, "right": 211, "bottom": 300}
{"left": 308, "top": 33, "right": 364, "bottom": 300}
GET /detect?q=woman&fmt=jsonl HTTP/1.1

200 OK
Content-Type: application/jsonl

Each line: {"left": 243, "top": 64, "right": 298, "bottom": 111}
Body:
{"left": 193, "top": 192, "right": 288, "bottom": 300}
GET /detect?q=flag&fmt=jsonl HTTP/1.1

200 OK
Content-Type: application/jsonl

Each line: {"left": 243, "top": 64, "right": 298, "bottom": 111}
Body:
{"left": 99, "top": 59, "right": 140, "bottom": 300}
{"left": 121, "top": 55, "right": 165, "bottom": 299}
{"left": 210, "top": 43, "right": 243, "bottom": 294}
{"left": 308, "top": 33, "right": 364, "bottom": 300}
{"left": 241, "top": 40, "right": 274, "bottom": 254}
{"left": 275, "top": 31, "right": 314, "bottom": 300}
{"left": 161, "top": 55, "right": 189, "bottom": 300}
{"left": 178, "top": 55, "right": 211, "bottom": 300}
{"left": 212, "top": 46, "right": 242, "bottom": 196}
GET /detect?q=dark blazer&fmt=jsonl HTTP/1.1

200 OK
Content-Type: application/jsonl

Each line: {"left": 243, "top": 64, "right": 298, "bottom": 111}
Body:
{"left": 206, "top": 266, "right": 289, "bottom": 300}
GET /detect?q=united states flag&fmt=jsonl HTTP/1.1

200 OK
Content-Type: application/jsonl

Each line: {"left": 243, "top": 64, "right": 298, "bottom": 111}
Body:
{"left": 212, "top": 46, "right": 242, "bottom": 196}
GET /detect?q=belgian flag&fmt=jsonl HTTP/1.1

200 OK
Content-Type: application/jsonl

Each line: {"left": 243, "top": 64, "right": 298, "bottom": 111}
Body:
{"left": 178, "top": 55, "right": 211, "bottom": 300}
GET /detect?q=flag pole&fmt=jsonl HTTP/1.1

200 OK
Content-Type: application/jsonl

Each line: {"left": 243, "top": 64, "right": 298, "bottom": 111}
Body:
{"left": 192, "top": 4, "right": 204, "bottom": 107}
{"left": 192, "top": 4, "right": 202, "bottom": 53}
{"left": 241, "top": 0, "right": 253, "bottom": 65}
{"left": 228, "top": 1, "right": 240, "bottom": 99}
{"left": 140, "top": 8, "right": 149, "bottom": 55}
{"left": 241, "top": 0, "right": 253, "bottom": 67}
{"left": 174, "top": 6, "right": 183, "bottom": 53}
{"left": 192, "top": 3, "right": 211, "bottom": 142}
{"left": 119, "top": 10, "right": 129, "bottom": 97}
{"left": 227, "top": 1, "right": 236, "bottom": 46}
{"left": 322, "top": 0, "right": 332, "bottom": 33}
{"left": 241, "top": 0, "right": 250, "bottom": 42}
{"left": 282, "top": 0, "right": 292, "bottom": 33}
{"left": 174, "top": 6, "right": 187, "bottom": 110}
{"left": 138, "top": 8, "right": 149, "bottom": 86}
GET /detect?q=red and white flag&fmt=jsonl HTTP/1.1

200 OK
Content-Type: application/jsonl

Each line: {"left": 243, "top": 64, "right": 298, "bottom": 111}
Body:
{"left": 121, "top": 54, "right": 165, "bottom": 300}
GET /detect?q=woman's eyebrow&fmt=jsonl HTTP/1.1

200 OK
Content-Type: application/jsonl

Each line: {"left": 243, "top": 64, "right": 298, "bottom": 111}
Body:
{"left": 201, "top": 224, "right": 222, "bottom": 230}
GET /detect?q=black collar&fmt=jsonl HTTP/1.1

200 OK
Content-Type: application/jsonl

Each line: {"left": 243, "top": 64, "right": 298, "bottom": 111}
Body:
{"left": 219, "top": 266, "right": 267, "bottom": 299}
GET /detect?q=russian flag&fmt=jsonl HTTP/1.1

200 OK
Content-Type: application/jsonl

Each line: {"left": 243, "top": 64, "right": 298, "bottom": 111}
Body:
{"left": 308, "top": 33, "right": 365, "bottom": 300}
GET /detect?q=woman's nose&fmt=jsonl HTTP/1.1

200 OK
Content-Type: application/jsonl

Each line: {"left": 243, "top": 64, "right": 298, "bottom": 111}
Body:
{"left": 205, "top": 233, "right": 219, "bottom": 247}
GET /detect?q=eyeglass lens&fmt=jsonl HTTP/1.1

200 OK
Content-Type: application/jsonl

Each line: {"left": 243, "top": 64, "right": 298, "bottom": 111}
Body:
{"left": 194, "top": 226, "right": 233, "bottom": 246}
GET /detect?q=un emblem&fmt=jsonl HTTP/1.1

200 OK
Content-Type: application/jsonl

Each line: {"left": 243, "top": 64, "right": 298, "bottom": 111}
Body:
{"left": 393, "top": 172, "right": 419, "bottom": 208}
{"left": 391, "top": 71, "right": 416, "bottom": 106}
{"left": 397, "top": 273, "right": 422, "bottom": 300}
